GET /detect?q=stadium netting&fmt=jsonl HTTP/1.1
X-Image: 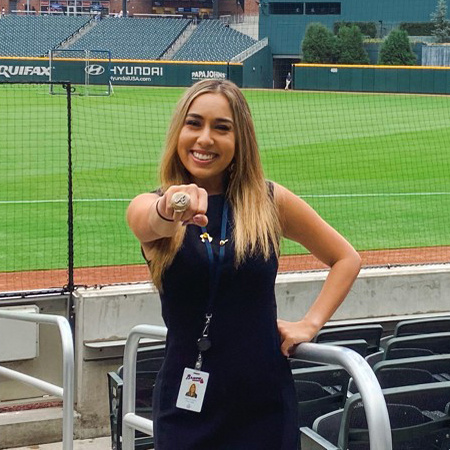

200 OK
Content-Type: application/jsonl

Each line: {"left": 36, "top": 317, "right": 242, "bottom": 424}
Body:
{"left": 0, "top": 5, "right": 449, "bottom": 294}
{"left": 1, "top": 81, "right": 449, "bottom": 294}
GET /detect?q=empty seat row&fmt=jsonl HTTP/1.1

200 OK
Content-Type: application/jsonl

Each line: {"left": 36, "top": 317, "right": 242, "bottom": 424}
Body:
{"left": 173, "top": 19, "right": 256, "bottom": 62}
{"left": 295, "top": 315, "right": 450, "bottom": 449}
{"left": 67, "top": 17, "right": 190, "bottom": 60}
{"left": 0, "top": 16, "right": 257, "bottom": 62}
{"left": 108, "top": 315, "right": 450, "bottom": 449}
{"left": 0, "top": 15, "right": 90, "bottom": 56}
{"left": 304, "top": 382, "right": 450, "bottom": 450}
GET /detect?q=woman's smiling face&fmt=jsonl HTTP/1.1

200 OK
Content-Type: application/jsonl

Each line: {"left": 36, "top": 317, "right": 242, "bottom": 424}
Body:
{"left": 177, "top": 92, "right": 236, "bottom": 194}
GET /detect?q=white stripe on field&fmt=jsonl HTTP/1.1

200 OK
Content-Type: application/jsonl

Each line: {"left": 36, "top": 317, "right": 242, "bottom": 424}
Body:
{"left": 0, "top": 192, "right": 450, "bottom": 205}
{"left": 302, "top": 192, "right": 450, "bottom": 198}
{"left": 0, "top": 199, "right": 131, "bottom": 204}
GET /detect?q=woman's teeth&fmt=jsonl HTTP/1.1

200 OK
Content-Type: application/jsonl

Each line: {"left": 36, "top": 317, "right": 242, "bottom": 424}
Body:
{"left": 193, "top": 152, "right": 215, "bottom": 161}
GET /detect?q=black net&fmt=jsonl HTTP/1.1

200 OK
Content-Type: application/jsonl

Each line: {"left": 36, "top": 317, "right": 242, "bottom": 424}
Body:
{"left": 1, "top": 1, "right": 449, "bottom": 294}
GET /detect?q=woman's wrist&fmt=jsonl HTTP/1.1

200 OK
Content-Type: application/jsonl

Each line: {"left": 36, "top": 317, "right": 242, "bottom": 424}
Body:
{"left": 296, "top": 318, "right": 322, "bottom": 340}
{"left": 155, "top": 198, "right": 174, "bottom": 222}
{"left": 149, "top": 198, "right": 179, "bottom": 238}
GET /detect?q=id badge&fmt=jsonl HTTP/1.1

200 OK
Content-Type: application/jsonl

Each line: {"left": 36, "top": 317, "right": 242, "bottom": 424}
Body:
{"left": 176, "top": 368, "right": 209, "bottom": 413}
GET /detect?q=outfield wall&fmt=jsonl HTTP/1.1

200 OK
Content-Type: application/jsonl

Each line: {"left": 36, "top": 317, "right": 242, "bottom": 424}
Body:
{"left": 294, "top": 63, "right": 450, "bottom": 94}
{"left": 0, "top": 57, "right": 244, "bottom": 87}
{"left": 0, "top": 55, "right": 272, "bottom": 88}
{"left": 241, "top": 44, "right": 273, "bottom": 88}
{"left": 0, "top": 49, "right": 272, "bottom": 88}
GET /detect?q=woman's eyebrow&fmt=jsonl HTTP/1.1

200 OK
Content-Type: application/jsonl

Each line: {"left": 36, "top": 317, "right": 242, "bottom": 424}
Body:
{"left": 216, "top": 117, "right": 234, "bottom": 124}
{"left": 186, "top": 113, "right": 233, "bottom": 124}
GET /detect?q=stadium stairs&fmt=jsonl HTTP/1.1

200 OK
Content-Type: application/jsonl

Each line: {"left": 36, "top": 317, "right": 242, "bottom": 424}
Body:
{"left": 160, "top": 20, "right": 196, "bottom": 61}
{"left": 7, "top": 436, "right": 111, "bottom": 449}
{"left": 56, "top": 16, "right": 99, "bottom": 51}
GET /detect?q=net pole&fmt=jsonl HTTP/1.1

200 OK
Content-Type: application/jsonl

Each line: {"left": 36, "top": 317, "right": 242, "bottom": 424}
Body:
{"left": 86, "top": 49, "right": 89, "bottom": 96}
{"left": 49, "top": 50, "right": 53, "bottom": 95}
{"left": 65, "top": 82, "right": 75, "bottom": 326}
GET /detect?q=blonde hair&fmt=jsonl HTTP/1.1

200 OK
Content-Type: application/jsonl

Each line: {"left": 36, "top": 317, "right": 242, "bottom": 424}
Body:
{"left": 150, "top": 79, "right": 281, "bottom": 290}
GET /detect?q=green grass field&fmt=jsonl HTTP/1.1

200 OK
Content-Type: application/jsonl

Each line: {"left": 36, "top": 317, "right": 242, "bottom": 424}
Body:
{"left": 1, "top": 84, "right": 449, "bottom": 272}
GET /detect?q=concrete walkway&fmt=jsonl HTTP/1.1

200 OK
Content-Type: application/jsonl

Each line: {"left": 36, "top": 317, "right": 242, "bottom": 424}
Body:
{"left": 8, "top": 437, "right": 111, "bottom": 449}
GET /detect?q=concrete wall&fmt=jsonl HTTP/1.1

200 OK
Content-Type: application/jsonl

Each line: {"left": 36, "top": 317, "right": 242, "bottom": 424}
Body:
{"left": 0, "top": 297, "right": 67, "bottom": 402}
{"left": 276, "top": 265, "right": 450, "bottom": 322}
{"left": 73, "top": 283, "right": 163, "bottom": 438}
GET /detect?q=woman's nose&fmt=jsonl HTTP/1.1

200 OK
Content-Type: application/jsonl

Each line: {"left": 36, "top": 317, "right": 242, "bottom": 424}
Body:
{"left": 197, "top": 126, "right": 213, "bottom": 146}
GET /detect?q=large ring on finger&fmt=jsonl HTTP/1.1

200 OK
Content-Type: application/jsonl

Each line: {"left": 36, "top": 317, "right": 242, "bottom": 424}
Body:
{"left": 170, "top": 192, "right": 191, "bottom": 212}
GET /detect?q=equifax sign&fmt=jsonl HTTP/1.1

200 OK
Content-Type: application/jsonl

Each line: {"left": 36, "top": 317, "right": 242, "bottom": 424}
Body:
{"left": 0, "top": 65, "right": 50, "bottom": 78}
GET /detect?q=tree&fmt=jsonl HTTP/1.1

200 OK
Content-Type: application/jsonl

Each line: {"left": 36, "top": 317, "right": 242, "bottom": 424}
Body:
{"left": 336, "top": 25, "right": 370, "bottom": 64}
{"left": 378, "top": 29, "right": 417, "bottom": 65}
{"left": 431, "top": 0, "right": 450, "bottom": 43}
{"left": 301, "top": 23, "right": 337, "bottom": 63}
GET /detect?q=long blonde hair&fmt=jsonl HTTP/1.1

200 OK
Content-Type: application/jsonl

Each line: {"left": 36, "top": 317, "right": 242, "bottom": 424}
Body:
{"left": 150, "top": 79, "right": 281, "bottom": 290}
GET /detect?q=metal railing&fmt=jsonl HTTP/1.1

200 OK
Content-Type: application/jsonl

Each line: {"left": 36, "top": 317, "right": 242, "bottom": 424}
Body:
{"left": 122, "top": 325, "right": 167, "bottom": 448}
{"left": 121, "top": 325, "right": 392, "bottom": 450}
{"left": 0, "top": 310, "right": 75, "bottom": 450}
{"left": 296, "top": 342, "right": 392, "bottom": 450}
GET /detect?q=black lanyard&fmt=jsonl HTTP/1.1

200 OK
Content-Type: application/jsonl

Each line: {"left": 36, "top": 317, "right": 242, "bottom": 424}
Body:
{"left": 195, "top": 200, "right": 229, "bottom": 370}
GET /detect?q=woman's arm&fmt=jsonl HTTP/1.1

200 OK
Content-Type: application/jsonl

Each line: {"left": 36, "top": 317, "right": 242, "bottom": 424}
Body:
{"left": 274, "top": 183, "right": 361, "bottom": 356}
{"left": 126, "top": 184, "right": 209, "bottom": 252}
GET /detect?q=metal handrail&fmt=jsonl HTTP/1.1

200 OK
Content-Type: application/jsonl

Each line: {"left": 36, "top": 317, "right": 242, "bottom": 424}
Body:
{"left": 294, "top": 343, "right": 392, "bottom": 450}
{"left": 121, "top": 327, "right": 392, "bottom": 450}
{"left": 122, "top": 325, "right": 167, "bottom": 449}
{"left": 0, "top": 310, "right": 75, "bottom": 450}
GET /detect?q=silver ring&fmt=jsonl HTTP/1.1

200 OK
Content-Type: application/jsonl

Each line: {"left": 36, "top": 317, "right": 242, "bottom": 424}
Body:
{"left": 170, "top": 192, "right": 191, "bottom": 212}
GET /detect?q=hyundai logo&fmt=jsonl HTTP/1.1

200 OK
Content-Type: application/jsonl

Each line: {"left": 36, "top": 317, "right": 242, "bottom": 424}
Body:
{"left": 85, "top": 64, "right": 105, "bottom": 76}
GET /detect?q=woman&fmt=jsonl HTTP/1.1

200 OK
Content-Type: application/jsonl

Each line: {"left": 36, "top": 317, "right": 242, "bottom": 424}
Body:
{"left": 127, "top": 79, "right": 361, "bottom": 449}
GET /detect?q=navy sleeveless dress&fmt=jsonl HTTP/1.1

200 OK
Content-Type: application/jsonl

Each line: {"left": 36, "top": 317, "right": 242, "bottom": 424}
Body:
{"left": 152, "top": 194, "right": 299, "bottom": 449}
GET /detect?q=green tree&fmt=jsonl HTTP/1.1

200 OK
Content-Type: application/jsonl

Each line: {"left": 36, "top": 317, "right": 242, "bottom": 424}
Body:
{"left": 301, "top": 23, "right": 337, "bottom": 63}
{"left": 431, "top": 0, "right": 450, "bottom": 43}
{"left": 336, "top": 25, "right": 370, "bottom": 64}
{"left": 378, "top": 29, "right": 417, "bottom": 65}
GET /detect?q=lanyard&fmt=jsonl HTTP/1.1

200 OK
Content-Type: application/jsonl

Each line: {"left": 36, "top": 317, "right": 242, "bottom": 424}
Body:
{"left": 195, "top": 200, "right": 229, "bottom": 370}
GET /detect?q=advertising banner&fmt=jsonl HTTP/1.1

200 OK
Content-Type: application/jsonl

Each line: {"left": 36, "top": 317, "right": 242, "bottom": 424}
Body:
{"left": 0, "top": 58, "right": 243, "bottom": 87}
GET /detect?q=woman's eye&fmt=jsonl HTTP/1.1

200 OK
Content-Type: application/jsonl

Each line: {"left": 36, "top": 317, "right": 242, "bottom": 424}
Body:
{"left": 186, "top": 120, "right": 200, "bottom": 127}
{"left": 216, "top": 125, "right": 231, "bottom": 131}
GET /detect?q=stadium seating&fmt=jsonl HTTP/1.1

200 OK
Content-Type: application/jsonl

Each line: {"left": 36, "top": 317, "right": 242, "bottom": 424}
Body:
{"left": 314, "top": 324, "right": 384, "bottom": 355}
{"left": 394, "top": 316, "right": 450, "bottom": 336}
{"left": 373, "top": 354, "right": 450, "bottom": 382}
{"left": 301, "top": 382, "right": 450, "bottom": 450}
{"left": 384, "top": 331, "right": 450, "bottom": 357}
{"left": 292, "top": 365, "right": 350, "bottom": 427}
{"left": 365, "top": 329, "right": 450, "bottom": 367}
{"left": 173, "top": 20, "right": 256, "bottom": 62}
{"left": 108, "top": 317, "right": 450, "bottom": 449}
{"left": 348, "top": 354, "right": 450, "bottom": 395}
{"left": 380, "top": 315, "right": 450, "bottom": 348}
{"left": 365, "top": 346, "right": 435, "bottom": 367}
{"left": 0, "top": 15, "right": 90, "bottom": 56}
{"left": 108, "top": 345, "right": 165, "bottom": 450}
{"left": 325, "top": 339, "right": 370, "bottom": 357}
{"left": 67, "top": 17, "right": 190, "bottom": 60}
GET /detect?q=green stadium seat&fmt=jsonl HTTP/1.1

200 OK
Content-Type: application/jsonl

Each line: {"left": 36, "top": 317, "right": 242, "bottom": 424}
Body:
{"left": 67, "top": 17, "right": 190, "bottom": 60}
{"left": 0, "top": 15, "right": 90, "bottom": 57}
{"left": 173, "top": 19, "right": 256, "bottom": 62}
